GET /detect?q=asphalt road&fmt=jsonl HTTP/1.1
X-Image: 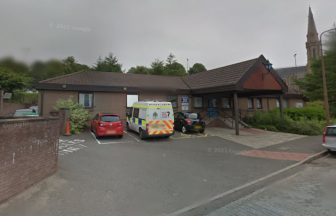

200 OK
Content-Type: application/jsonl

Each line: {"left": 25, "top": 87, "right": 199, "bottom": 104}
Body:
{"left": 0, "top": 131, "right": 322, "bottom": 216}
{"left": 207, "top": 154, "right": 336, "bottom": 216}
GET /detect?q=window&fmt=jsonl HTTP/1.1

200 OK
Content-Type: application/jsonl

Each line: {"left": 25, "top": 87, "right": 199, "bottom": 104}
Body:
{"left": 256, "top": 98, "right": 262, "bottom": 109}
{"left": 222, "top": 98, "right": 231, "bottom": 108}
{"left": 326, "top": 127, "right": 336, "bottom": 136}
{"left": 133, "top": 108, "right": 139, "bottom": 118}
{"left": 101, "top": 115, "right": 120, "bottom": 122}
{"left": 79, "top": 92, "right": 93, "bottom": 108}
{"left": 167, "top": 96, "right": 177, "bottom": 108}
{"left": 295, "top": 102, "right": 304, "bottom": 108}
{"left": 127, "top": 94, "right": 138, "bottom": 107}
{"left": 247, "top": 98, "right": 254, "bottom": 109}
{"left": 193, "top": 97, "right": 203, "bottom": 108}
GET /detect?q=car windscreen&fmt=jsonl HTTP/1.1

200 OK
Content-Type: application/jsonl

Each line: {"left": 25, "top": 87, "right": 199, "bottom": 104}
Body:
{"left": 101, "top": 115, "right": 120, "bottom": 122}
{"left": 326, "top": 127, "right": 336, "bottom": 136}
{"left": 186, "top": 113, "right": 198, "bottom": 119}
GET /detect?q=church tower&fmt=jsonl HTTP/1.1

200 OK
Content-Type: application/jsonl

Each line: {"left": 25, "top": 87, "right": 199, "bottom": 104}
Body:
{"left": 306, "top": 7, "right": 321, "bottom": 73}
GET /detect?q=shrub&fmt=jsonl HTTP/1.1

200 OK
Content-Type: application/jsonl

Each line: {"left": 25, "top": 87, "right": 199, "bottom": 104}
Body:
{"left": 10, "top": 90, "right": 38, "bottom": 105}
{"left": 54, "top": 98, "right": 89, "bottom": 134}
{"left": 284, "top": 101, "right": 325, "bottom": 121}
{"left": 245, "top": 110, "right": 324, "bottom": 135}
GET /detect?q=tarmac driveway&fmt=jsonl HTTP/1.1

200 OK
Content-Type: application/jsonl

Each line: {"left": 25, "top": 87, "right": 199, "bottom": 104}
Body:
{"left": 0, "top": 130, "right": 323, "bottom": 216}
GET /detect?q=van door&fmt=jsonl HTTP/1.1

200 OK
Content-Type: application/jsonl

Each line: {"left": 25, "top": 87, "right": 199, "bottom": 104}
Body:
{"left": 147, "top": 108, "right": 174, "bottom": 135}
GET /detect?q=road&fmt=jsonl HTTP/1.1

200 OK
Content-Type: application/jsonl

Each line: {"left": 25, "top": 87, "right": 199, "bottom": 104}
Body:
{"left": 207, "top": 154, "right": 336, "bottom": 216}
{"left": 0, "top": 131, "right": 324, "bottom": 216}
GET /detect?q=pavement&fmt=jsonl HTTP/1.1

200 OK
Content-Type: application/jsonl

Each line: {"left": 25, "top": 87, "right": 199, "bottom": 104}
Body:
{"left": 207, "top": 154, "right": 336, "bottom": 216}
{"left": 0, "top": 128, "right": 325, "bottom": 216}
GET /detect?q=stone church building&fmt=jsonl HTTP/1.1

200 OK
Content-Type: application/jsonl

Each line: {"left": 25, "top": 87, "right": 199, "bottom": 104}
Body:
{"left": 277, "top": 7, "right": 321, "bottom": 108}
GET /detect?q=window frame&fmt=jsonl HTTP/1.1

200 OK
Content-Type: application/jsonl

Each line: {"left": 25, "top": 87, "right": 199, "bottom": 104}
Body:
{"left": 127, "top": 94, "right": 139, "bottom": 108}
{"left": 78, "top": 92, "right": 94, "bottom": 109}
{"left": 247, "top": 98, "right": 254, "bottom": 109}
{"left": 256, "top": 98, "right": 263, "bottom": 109}
{"left": 193, "top": 97, "right": 203, "bottom": 108}
{"left": 222, "top": 98, "right": 231, "bottom": 109}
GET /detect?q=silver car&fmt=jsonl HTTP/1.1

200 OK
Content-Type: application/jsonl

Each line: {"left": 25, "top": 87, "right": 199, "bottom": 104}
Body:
{"left": 323, "top": 125, "right": 336, "bottom": 151}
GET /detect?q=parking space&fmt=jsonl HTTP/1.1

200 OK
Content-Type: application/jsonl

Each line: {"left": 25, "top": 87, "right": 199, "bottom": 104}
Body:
{"left": 0, "top": 130, "right": 324, "bottom": 216}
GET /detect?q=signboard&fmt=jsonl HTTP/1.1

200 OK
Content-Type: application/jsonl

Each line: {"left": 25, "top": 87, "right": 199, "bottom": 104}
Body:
{"left": 3, "top": 92, "right": 12, "bottom": 99}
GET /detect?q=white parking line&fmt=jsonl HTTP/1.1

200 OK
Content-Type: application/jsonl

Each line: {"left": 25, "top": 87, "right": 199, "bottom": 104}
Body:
{"left": 90, "top": 132, "right": 101, "bottom": 144}
{"left": 124, "top": 131, "right": 141, "bottom": 142}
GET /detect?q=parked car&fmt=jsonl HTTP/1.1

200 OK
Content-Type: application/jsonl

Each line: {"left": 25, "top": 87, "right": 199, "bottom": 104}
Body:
{"left": 174, "top": 112, "right": 205, "bottom": 134}
{"left": 13, "top": 106, "right": 39, "bottom": 117}
{"left": 126, "top": 101, "right": 174, "bottom": 139}
{"left": 322, "top": 125, "right": 336, "bottom": 152}
{"left": 91, "top": 113, "right": 123, "bottom": 138}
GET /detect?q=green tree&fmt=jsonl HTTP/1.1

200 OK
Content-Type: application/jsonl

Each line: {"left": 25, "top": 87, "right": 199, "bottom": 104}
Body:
{"left": 297, "top": 31, "right": 336, "bottom": 116}
{"left": 94, "top": 53, "right": 122, "bottom": 72}
{"left": 0, "top": 67, "right": 28, "bottom": 91}
{"left": 188, "top": 63, "right": 207, "bottom": 74}
{"left": 151, "top": 59, "right": 165, "bottom": 75}
{"left": 63, "top": 56, "right": 90, "bottom": 74}
{"left": 0, "top": 57, "right": 29, "bottom": 75}
{"left": 128, "top": 66, "right": 151, "bottom": 74}
{"left": 164, "top": 53, "right": 186, "bottom": 76}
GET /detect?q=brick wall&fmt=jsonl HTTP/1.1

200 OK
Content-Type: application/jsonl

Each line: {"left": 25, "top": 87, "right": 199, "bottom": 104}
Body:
{"left": 0, "top": 117, "right": 59, "bottom": 203}
{"left": 0, "top": 102, "right": 26, "bottom": 116}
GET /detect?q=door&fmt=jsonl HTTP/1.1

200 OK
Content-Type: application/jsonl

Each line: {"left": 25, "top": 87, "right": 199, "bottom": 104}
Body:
{"left": 207, "top": 97, "right": 219, "bottom": 118}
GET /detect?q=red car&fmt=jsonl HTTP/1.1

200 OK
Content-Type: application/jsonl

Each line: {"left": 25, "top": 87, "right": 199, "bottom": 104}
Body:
{"left": 91, "top": 113, "right": 123, "bottom": 138}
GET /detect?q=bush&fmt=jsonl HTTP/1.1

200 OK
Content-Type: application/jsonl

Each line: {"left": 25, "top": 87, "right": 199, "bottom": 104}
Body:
{"left": 245, "top": 110, "right": 324, "bottom": 136}
{"left": 10, "top": 90, "right": 38, "bottom": 105}
{"left": 284, "top": 101, "right": 325, "bottom": 121}
{"left": 54, "top": 98, "right": 89, "bottom": 134}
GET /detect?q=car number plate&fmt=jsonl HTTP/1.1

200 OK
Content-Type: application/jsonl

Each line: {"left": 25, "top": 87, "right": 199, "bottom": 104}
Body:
{"left": 107, "top": 130, "right": 116, "bottom": 134}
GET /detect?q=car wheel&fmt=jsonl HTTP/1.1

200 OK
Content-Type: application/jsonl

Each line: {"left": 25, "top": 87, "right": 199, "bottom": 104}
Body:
{"left": 118, "top": 135, "right": 123, "bottom": 139}
{"left": 199, "top": 129, "right": 205, "bottom": 134}
{"left": 182, "top": 126, "right": 187, "bottom": 134}
{"left": 139, "top": 128, "right": 145, "bottom": 139}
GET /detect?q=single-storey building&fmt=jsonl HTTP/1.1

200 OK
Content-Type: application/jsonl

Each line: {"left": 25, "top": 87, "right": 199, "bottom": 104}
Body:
{"left": 37, "top": 55, "right": 302, "bottom": 134}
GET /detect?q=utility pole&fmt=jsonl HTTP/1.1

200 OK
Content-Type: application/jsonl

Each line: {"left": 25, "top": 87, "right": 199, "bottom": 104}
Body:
{"left": 186, "top": 58, "right": 189, "bottom": 74}
{"left": 319, "top": 28, "right": 336, "bottom": 124}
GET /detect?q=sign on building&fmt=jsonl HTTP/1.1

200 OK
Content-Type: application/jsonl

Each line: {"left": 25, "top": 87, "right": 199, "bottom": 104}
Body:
{"left": 181, "top": 95, "right": 189, "bottom": 111}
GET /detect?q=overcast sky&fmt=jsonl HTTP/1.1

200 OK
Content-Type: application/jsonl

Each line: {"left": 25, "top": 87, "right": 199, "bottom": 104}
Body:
{"left": 1, "top": 0, "right": 336, "bottom": 71}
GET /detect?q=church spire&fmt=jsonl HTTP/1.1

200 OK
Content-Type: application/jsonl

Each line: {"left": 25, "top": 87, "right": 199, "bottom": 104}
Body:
{"left": 306, "top": 7, "right": 321, "bottom": 73}
{"left": 307, "top": 6, "right": 319, "bottom": 42}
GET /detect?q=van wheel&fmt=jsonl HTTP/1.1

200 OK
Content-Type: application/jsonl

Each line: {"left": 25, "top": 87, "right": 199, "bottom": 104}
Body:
{"left": 182, "top": 126, "right": 187, "bottom": 134}
{"left": 139, "top": 128, "right": 145, "bottom": 140}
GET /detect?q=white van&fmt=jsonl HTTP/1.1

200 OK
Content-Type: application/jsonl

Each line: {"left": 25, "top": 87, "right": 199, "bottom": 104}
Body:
{"left": 323, "top": 125, "right": 336, "bottom": 151}
{"left": 126, "top": 101, "right": 174, "bottom": 139}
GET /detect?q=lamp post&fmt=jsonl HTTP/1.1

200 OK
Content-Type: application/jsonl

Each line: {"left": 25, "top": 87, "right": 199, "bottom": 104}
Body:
{"left": 319, "top": 28, "right": 336, "bottom": 125}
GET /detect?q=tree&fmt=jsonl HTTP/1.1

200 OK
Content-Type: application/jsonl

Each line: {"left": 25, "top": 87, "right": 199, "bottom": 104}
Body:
{"left": 151, "top": 59, "right": 165, "bottom": 75}
{"left": 188, "top": 63, "right": 207, "bottom": 74}
{"left": 63, "top": 56, "right": 90, "bottom": 74}
{"left": 297, "top": 31, "right": 336, "bottom": 116}
{"left": 94, "top": 53, "right": 122, "bottom": 72}
{"left": 164, "top": 53, "right": 186, "bottom": 76}
{"left": 165, "top": 62, "right": 186, "bottom": 76}
{"left": 128, "top": 66, "right": 151, "bottom": 74}
{"left": 0, "top": 57, "right": 29, "bottom": 75}
{"left": 0, "top": 67, "right": 28, "bottom": 92}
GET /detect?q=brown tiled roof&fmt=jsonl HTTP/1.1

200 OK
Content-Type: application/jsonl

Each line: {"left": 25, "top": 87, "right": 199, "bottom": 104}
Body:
{"left": 37, "top": 55, "right": 286, "bottom": 94}
{"left": 183, "top": 57, "right": 259, "bottom": 90}
{"left": 39, "top": 71, "right": 190, "bottom": 91}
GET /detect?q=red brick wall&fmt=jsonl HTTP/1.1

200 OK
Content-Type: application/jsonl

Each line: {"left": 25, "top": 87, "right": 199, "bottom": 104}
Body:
{"left": 0, "top": 117, "right": 60, "bottom": 203}
{"left": 0, "top": 102, "right": 26, "bottom": 116}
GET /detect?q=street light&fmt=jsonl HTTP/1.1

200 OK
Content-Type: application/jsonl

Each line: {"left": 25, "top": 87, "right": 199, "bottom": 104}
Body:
{"left": 320, "top": 28, "right": 336, "bottom": 125}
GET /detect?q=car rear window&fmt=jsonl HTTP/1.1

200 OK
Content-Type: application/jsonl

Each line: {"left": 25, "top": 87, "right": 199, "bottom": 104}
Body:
{"left": 326, "top": 127, "right": 336, "bottom": 136}
{"left": 186, "top": 113, "right": 198, "bottom": 119}
{"left": 101, "top": 115, "right": 120, "bottom": 122}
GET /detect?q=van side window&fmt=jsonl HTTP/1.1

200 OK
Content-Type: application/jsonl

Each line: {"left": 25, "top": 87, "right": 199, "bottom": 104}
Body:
{"left": 133, "top": 108, "right": 139, "bottom": 118}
